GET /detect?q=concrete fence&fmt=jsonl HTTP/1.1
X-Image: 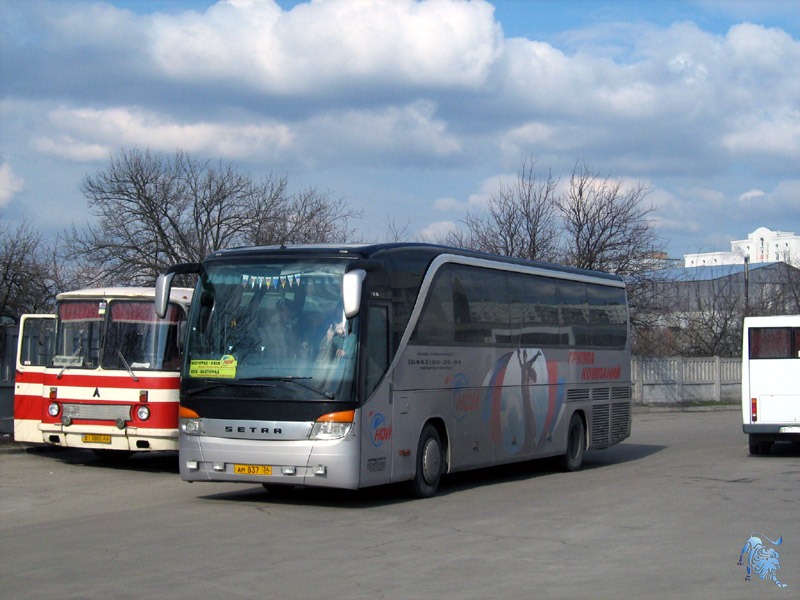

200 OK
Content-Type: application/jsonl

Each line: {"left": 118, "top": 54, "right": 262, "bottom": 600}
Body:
{"left": 632, "top": 356, "right": 741, "bottom": 405}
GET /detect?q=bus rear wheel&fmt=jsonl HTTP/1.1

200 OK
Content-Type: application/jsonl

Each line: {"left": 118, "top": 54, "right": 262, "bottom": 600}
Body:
{"left": 559, "top": 413, "right": 585, "bottom": 472}
{"left": 408, "top": 424, "right": 444, "bottom": 498}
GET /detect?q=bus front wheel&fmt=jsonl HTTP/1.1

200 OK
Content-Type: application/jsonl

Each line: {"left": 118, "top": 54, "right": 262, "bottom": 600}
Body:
{"left": 560, "top": 413, "right": 585, "bottom": 472}
{"left": 409, "top": 424, "right": 444, "bottom": 498}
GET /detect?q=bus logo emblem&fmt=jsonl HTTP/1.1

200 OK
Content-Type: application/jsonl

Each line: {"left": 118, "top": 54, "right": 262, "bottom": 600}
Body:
{"left": 370, "top": 412, "right": 392, "bottom": 447}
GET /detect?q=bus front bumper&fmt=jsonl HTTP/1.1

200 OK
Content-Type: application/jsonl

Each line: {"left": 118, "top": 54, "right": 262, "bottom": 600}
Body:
{"left": 180, "top": 433, "right": 360, "bottom": 490}
{"left": 38, "top": 422, "right": 178, "bottom": 451}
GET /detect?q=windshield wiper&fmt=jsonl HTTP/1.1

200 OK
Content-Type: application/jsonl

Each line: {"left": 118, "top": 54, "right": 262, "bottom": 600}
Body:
{"left": 241, "top": 377, "right": 335, "bottom": 400}
{"left": 183, "top": 379, "right": 278, "bottom": 396}
{"left": 117, "top": 350, "right": 139, "bottom": 382}
{"left": 57, "top": 343, "right": 82, "bottom": 379}
{"left": 184, "top": 377, "right": 335, "bottom": 400}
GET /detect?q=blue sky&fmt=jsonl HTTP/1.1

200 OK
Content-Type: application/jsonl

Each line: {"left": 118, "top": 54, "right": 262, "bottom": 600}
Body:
{"left": 2, "top": 0, "right": 799, "bottom": 260}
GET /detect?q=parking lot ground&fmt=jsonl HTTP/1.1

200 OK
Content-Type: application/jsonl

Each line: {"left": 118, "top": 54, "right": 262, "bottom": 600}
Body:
{"left": 1, "top": 409, "right": 798, "bottom": 599}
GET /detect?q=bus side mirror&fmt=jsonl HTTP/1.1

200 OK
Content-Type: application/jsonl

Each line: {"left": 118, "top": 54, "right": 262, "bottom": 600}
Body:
{"left": 155, "top": 272, "right": 175, "bottom": 319}
{"left": 343, "top": 269, "right": 366, "bottom": 319}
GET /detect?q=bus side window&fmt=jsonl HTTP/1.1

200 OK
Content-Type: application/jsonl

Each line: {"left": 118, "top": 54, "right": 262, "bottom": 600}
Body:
{"left": 410, "top": 270, "right": 454, "bottom": 345}
{"left": 364, "top": 304, "right": 390, "bottom": 395}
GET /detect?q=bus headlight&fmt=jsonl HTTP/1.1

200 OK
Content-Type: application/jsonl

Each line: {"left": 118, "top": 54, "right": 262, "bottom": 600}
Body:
{"left": 309, "top": 410, "right": 354, "bottom": 440}
{"left": 47, "top": 402, "right": 60, "bottom": 417}
{"left": 137, "top": 405, "right": 150, "bottom": 421}
{"left": 180, "top": 418, "right": 204, "bottom": 435}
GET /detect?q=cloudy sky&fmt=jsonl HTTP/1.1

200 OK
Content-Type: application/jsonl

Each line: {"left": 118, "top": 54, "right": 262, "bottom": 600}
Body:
{"left": 2, "top": 0, "right": 799, "bottom": 259}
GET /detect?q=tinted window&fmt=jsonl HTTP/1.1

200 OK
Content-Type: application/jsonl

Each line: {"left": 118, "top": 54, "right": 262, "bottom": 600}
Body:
{"left": 749, "top": 327, "right": 793, "bottom": 359}
{"left": 508, "top": 273, "right": 559, "bottom": 346}
{"left": 450, "top": 266, "right": 510, "bottom": 344}
{"left": 409, "top": 269, "right": 454, "bottom": 345}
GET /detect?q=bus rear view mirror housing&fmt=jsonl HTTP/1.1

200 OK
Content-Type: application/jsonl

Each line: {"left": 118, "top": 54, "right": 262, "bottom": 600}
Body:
{"left": 343, "top": 269, "right": 366, "bottom": 319}
{"left": 155, "top": 273, "right": 175, "bottom": 319}
{"left": 155, "top": 262, "right": 202, "bottom": 318}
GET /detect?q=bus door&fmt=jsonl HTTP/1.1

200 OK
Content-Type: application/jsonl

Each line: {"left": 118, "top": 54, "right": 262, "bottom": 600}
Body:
{"left": 14, "top": 314, "right": 56, "bottom": 443}
{"left": 359, "top": 301, "right": 396, "bottom": 487}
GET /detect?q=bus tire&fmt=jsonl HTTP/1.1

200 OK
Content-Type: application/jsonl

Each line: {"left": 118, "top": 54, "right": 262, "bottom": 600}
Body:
{"left": 408, "top": 423, "right": 443, "bottom": 498}
{"left": 559, "top": 413, "right": 585, "bottom": 472}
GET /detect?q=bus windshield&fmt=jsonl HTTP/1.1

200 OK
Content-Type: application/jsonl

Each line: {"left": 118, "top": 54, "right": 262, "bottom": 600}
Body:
{"left": 53, "top": 301, "right": 104, "bottom": 369}
{"left": 102, "top": 301, "right": 184, "bottom": 371}
{"left": 184, "top": 258, "right": 357, "bottom": 401}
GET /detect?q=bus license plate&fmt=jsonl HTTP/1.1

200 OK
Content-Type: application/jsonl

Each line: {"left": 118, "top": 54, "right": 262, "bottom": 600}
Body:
{"left": 82, "top": 434, "right": 111, "bottom": 444}
{"left": 234, "top": 464, "right": 272, "bottom": 476}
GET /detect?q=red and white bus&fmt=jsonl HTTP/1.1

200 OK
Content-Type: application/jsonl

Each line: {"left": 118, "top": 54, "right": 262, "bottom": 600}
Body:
{"left": 14, "top": 286, "right": 192, "bottom": 457}
{"left": 742, "top": 315, "right": 800, "bottom": 455}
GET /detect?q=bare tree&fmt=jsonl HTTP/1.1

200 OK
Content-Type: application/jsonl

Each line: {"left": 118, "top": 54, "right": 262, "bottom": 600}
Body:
{"left": 456, "top": 158, "right": 559, "bottom": 262}
{"left": 0, "top": 219, "right": 58, "bottom": 322}
{"left": 557, "top": 162, "right": 658, "bottom": 275}
{"left": 66, "top": 149, "right": 361, "bottom": 285}
{"left": 669, "top": 276, "right": 744, "bottom": 357}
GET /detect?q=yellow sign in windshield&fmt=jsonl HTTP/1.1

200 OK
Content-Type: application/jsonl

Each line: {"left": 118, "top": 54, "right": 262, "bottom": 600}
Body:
{"left": 189, "top": 355, "right": 237, "bottom": 378}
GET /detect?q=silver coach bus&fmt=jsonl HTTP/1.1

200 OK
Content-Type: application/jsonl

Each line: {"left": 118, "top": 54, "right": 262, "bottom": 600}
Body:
{"left": 156, "top": 243, "right": 631, "bottom": 497}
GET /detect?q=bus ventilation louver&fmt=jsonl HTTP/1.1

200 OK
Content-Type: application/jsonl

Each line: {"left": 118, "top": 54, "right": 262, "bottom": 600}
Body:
{"left": 61, "top": 403, "right": 132, "bottom": 422}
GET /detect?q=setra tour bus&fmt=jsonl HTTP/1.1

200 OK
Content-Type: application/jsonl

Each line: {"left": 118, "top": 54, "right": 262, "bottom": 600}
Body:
{"left": 14, "top": 286, "right": 192, "bottom": 457}
{"left": 156, "top": 243, "right": 631, "bottom": 497}
{"left": 742, "top": 315, "right": 800, "bottom": 455}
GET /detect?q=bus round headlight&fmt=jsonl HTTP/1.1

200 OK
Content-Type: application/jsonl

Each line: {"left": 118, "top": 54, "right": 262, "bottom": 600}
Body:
{"left": 48, "top": 402, "right": 60, "bottom": 417}
{"left": 137, "top": 405, "right": 150, "bottom": 421}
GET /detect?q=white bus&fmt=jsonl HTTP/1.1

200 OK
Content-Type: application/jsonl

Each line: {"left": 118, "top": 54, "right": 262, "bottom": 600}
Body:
{"left": 156, "top": 244, "right": 631, "bottom": 496}
{"left": 14, "top": 287, "right": 192, "bottom": 457}
{"left": 742, "top": 315, "right": 800, "bottom": 455}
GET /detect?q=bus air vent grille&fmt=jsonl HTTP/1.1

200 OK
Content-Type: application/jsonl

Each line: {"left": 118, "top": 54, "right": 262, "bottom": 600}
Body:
{"left": 592, "top": 387, "right": 610, "bottom": 402}
{"left": 62, "top": 403, "right": 132, "bottom": 422}
{"left": 592, "top": 404, "right": 610, "bottom": 446}
{"left": 567, "top": 388, "right": 590, "bottom": 402}
{"left": 611, "top": 403, "right": 630, "bottom": 441}
{"left": 611, "top": 386, "right": 631, "bottom": 400}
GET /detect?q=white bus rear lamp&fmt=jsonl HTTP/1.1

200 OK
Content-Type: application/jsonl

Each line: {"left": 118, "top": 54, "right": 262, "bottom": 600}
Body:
{"left": 186, "top": 460, "right": 199, "bottom": 471}
{"left": 313, "top": 465, "right": 327, "bottom": 477}
{"left": 281, "top": 466, "right": 296, "bottom": 476}
{"left": 212, "top": 462, "right": 225, "bottom": 472}
{"left": 47, "top": 402, "right": 60, "bottom": 417}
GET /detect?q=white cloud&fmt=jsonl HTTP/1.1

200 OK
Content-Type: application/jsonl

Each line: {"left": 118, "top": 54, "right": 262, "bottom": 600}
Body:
{"left": 738, "top": 189, "right": 766, "bottom": 203}
{"left": 147, "top": 0, "right": 503, "bottom": 93}
{"left": 432, "top": 173, "right": 514, "bottom": 213}
{"left": 299, "top": 101, "right": 461, "bottom": 166}
{"left": 33, "top": 106, "right": 294, "bottom": 161}
{"left": 0, "top": 163, "right": 24, "bottom": 206}
{"left": 418, "top": 220, "right": 458, "bottom": 241}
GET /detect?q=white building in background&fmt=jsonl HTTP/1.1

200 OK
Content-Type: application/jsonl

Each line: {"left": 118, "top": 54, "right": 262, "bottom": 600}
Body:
{"left": 684, "top": 227, "right": 800, "bottom": 267}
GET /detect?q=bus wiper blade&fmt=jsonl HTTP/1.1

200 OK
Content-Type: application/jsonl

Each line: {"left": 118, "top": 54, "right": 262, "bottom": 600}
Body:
{"left": 242, "top": 377, "right": 335, "bottom": 400}
{"left": 183, "top": 380, "right": 277, "bottom": 396}
{"left": 117, "top": 350, "right": 139, "bottom": 382}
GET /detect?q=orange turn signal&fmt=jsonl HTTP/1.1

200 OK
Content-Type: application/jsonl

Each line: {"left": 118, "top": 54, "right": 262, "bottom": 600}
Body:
{"left": 179, "top": 405, "right": 200, "bottom": 419}
{"left": 316, "top": 410, "right": 355, "bottom": 423}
